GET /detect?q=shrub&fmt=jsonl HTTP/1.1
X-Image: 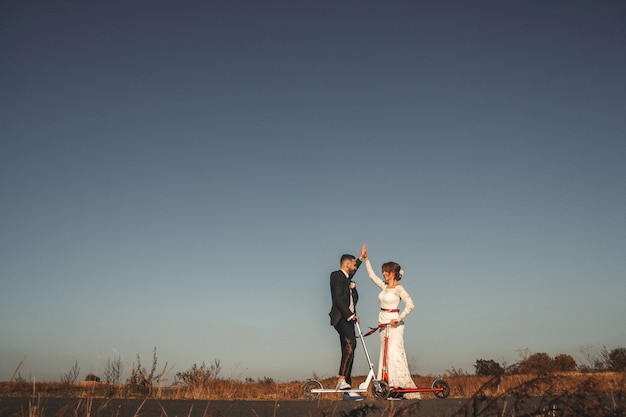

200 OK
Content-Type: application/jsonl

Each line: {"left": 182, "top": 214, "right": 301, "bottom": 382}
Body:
{"left": 518, "top": 352, "right": 554, "bottom": 375}
{"left": 61, "top": 360, "right": 80, "bottom": 384}
{"left": 126, "top": 347, "right": 168, "bottom": 397}
{"left": 175, "top": 360, "right": 222, "bottom": 399}
{"left": 103, "top": 356, "right": 123, "bottom": 384}
{"left": 85, "top": 373, "right": 101, "bottom": 382}
{"left": 474, "top": 359, "right": 504, "bottom": 376}
{"left": 553, "top": 354, "right": 577, "bottom": 372}
{"left": 608, "top": 347, "right": 626, "bottom": 372}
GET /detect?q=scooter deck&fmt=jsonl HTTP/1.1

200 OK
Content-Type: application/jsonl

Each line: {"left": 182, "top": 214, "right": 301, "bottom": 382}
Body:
{"left": 311, "top": 388, "right": 368, "bottom": 394}
{"left": 391, "top": 387, "right": 445, "bottom": 393}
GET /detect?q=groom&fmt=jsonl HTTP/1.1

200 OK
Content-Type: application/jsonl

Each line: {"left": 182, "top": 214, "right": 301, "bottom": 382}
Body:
{"left": 329, "top": 244, "right": 366, "bottom": 393}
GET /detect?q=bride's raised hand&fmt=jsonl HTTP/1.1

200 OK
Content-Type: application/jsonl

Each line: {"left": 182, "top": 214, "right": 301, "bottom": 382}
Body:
{"left": 359, "top": 244, "right": 367, "bottom": 260}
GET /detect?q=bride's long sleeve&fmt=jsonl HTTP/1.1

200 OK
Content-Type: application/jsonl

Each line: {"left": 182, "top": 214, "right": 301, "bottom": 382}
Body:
{"left": 398, "top": 285, "right": 414, "bottom": 321}
{"left": 365, "top": 259, "right": 386, "bottom": 290}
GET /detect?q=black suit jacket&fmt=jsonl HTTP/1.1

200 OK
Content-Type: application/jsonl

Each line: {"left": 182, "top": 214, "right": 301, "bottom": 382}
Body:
{"left": 328, "top": 259, "right": 362, "bottom": 326}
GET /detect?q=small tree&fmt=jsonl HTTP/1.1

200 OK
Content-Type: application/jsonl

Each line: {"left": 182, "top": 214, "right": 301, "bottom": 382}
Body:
{"left": 85, "top": 373, "right": 101, "bottom": 382}
{"left": 516, "top": 347, "right": 531, "bottom": 362}
{"left": 595, "top": 346, "right": 611, "bottom": 371}
{"left": 103, "top": 356, "right": 123, "bottom": 384}
{"left": 127, "top": 347, "right": 168, "bottom": 397}
{"left": 61, "top": 360, "right": 80, "bottom": 384}
{"left": 579, "top": 344, "right": 597, "bottom": 370}
{"left": 474, "top": 359, "right": 504, "bottom": 376}
{"left": 175, "top": 360, "right": 222, "bottom": 399}
{"left": 518, "top": 352, "right": 554, "bottom": 375}
{"left": 608, "top": 347, "right": 626, "bottom": 372}
{"left": 553, "top": 353, "right": 577, "bottom": 372}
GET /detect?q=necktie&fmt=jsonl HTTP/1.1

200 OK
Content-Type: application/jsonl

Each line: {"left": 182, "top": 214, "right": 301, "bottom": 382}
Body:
{"left": 349, "top": 283, "right": 354, "bottom": 313}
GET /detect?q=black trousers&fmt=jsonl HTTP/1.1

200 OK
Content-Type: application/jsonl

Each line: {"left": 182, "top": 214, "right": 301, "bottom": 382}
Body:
{"left": 334, "top": 319, "right": 357, "bottom": 385}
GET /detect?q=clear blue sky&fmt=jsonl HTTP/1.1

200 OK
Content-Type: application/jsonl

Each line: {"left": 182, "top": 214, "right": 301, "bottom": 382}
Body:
{"left": 1, "top": 1, "right": 625, "bottom": 383}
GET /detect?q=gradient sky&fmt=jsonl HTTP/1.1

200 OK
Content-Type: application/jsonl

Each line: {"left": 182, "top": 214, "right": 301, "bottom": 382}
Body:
{"left": 1, "top": 1, "right": 625, "bottom": 383}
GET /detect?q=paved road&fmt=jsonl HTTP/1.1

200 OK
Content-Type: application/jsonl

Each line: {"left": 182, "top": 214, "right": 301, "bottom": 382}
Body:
{"left": 6, "top": 396, "right": 602, "bottom": 417}
{"left": 0, "top": 397, "right": 469, "bottom": 417}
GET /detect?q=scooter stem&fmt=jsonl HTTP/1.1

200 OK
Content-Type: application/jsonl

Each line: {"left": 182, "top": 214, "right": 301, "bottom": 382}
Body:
{"left": 355, "top": 321, "right": 376, "bottom": 372}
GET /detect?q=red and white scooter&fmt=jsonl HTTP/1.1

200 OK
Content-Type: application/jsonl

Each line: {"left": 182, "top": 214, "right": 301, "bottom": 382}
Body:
{"left": 372, "top": 323, "right": 450, "bottom": 400}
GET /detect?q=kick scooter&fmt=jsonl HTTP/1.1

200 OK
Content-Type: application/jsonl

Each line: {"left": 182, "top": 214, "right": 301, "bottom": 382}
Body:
{"left": 303, "top": 321, "right": 382, "bottom": 400}
{"left": 372, "top": 323, "right": 450, "bottom": 400}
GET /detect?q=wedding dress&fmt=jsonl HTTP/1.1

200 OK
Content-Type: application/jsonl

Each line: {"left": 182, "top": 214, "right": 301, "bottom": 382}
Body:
{"left": 366, "top": 259, "right": 421, "bottom": 399}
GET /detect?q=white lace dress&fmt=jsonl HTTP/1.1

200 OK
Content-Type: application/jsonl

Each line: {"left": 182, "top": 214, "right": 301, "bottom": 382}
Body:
{"left": 365, "top": 259, "right": 420, "bottom": 398}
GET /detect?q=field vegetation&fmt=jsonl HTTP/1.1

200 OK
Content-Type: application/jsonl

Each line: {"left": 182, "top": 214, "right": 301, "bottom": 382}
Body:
{"left": 1, "top": 372, "right": 624, "bottom": 401}
{"left": 2, "top": 346, "right": 625, "bottom": 416}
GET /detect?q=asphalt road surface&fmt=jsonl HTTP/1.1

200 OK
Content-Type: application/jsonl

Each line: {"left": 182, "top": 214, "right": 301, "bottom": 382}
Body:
{"left": 0, "top": 397, "right": 470, "bottom": 417}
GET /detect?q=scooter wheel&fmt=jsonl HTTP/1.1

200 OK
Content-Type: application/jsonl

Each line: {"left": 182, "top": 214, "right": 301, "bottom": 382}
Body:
{"left": 432, "top": 378, "right": 450, "bottom": 399}
{"left": 371, "top": 380, "right": 390, "bottom": 400}
{"left": 303, "top": 379, "right": 323, "bottom": 401}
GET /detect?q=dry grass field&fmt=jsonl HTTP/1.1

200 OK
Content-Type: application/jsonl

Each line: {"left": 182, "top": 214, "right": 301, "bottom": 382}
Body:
{"left": 1, "top": 372, "right": 625, "bottom": 416}
{"left": 2, "top": 371, "right": 624, "bottom": 401}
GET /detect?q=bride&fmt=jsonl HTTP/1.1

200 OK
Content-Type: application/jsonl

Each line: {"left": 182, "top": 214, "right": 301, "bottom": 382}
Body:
{"left": 364, "top": 250, "right": 421, "bottom": 399}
